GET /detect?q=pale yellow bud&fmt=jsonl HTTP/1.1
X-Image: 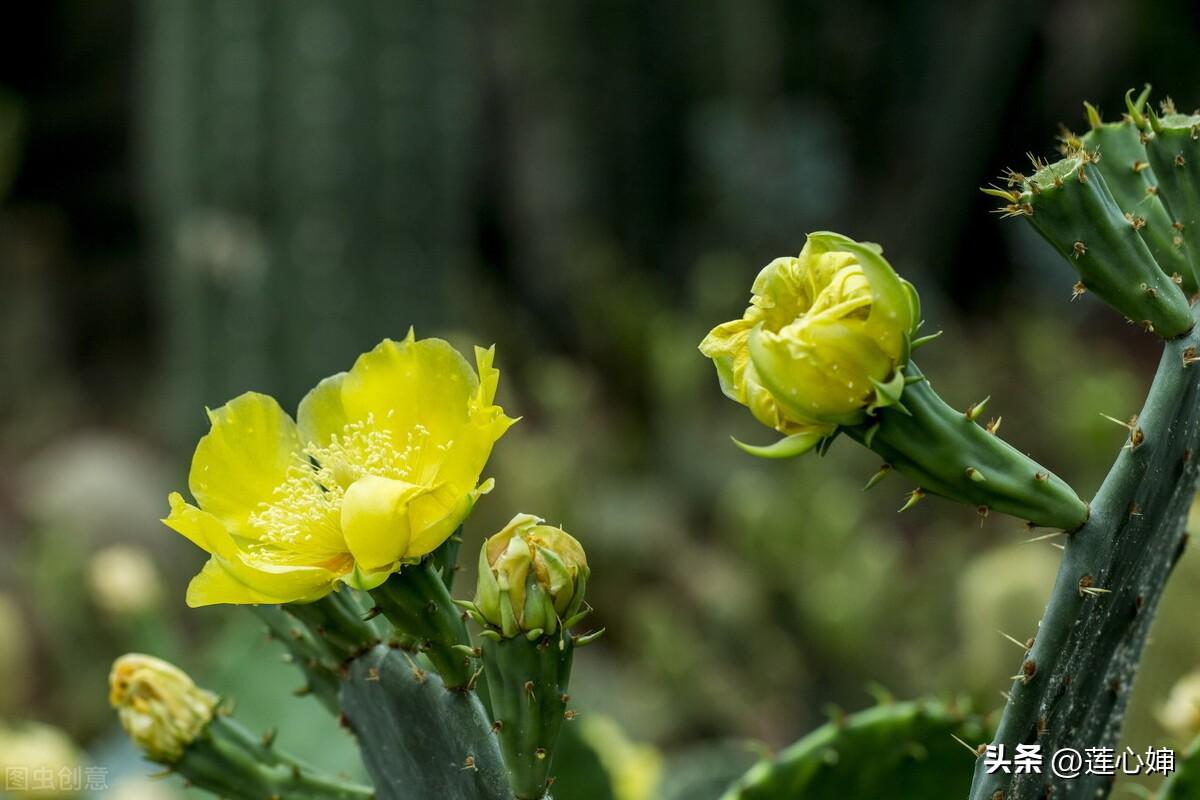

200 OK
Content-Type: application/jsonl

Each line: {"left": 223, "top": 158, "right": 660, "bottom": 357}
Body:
{"left": 474, "top": 513, "right": 589, "bottom": 637}
{"left": 109, "top": 654, "right": 218, "bottom": 763}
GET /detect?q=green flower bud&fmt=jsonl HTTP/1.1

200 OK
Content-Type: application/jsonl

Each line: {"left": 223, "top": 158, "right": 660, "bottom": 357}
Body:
{"left": 699, "top": 231, "right": 920, "bottom": 456}
{"left": 474, "top": 513, "right": 589, "bottom": 638}
{"left": 109, "top": 654, "right": 218, "bottom": 764}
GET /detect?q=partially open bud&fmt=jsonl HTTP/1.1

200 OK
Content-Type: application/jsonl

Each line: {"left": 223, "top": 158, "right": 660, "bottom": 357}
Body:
{"left": 1159, "top": 670, "right": 1200, "bottom": 741}
{"left": 109, "top": 654, "right": 218, "bottom": 764}
{"left": 699, "top": 231, "right": 919, "bottom": 457}
{"left": 474, "top": 513, "right": 589, "bottom": 638}
{"left": 701, "top": 232, "right": 1088, "bottom": 530}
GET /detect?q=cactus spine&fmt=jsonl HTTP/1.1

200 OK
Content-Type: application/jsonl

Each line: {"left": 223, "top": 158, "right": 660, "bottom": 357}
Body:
{"left": 176, "top": 715, "right": 375, "bottom": 800}
{"left": 1011, "top": 153, "right": 1193, "bottom": 336}
{"left": 849, "top": 364, "right": 1088, "bottom": 530}
{"left": 340, "top": 645, "right": 512, "bottom": 800}
{"left": 1077, "top": 90, "right": 1197, "bottom": 292}
{"left": 968, "top": 302, "right": 1200, "bottom": 799}
{"left": 1140, "top": 103, "right": 1200, "bottom": 292}
{"left": 370, "top": 556, "right": 475, "bottom": 690}
{"left": 480, "top": 635, "right": 575, "bottom": 800}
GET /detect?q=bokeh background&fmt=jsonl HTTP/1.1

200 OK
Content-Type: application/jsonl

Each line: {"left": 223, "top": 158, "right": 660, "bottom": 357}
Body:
{"left": 4, "top": 1, "right": 1200, "bottom": 797}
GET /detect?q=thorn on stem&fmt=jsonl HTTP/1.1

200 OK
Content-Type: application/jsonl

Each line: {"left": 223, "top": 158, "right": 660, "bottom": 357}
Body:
{"left": 898, "top": 488, "right": 926, "bottom": 512}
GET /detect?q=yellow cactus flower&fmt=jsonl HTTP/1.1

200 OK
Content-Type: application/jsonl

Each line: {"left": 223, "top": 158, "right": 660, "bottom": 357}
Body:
{"left": 699, "top": 231, "right": 920, "bottom": 457}
{"left": 475, "top": 513, "right": 589, "bottom": 637}
{"left": 109, "top": 654, "right": 218, "bottom": 763}
{"left": 164, "top": 332, "right": 516, "bottom": 606}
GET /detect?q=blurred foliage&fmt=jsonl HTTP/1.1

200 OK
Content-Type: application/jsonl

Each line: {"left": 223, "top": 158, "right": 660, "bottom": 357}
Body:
{"left": 3, "top": 1, "right": 1200, "bottom": 798}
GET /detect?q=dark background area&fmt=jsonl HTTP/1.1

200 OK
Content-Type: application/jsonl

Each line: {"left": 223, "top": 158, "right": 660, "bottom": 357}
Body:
{"left": 3, "top": 1, "right": 1200, "bottom": 797}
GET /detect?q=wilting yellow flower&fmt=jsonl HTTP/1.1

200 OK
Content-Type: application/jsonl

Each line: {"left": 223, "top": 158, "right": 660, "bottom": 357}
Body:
{"left": 110, "top": 654, "right": 218, "bottom": 763}
{"left": 699, "top": 232, "right": 919, "bottom": 456}
{"left": 475, "top": 513, "right": 589, "bottom": 637}
{"left": 1159, "top": 670, "right": 1200, "bottom": 741}
{"left": 164, "top": 332, "right": 516, "bottom": 606}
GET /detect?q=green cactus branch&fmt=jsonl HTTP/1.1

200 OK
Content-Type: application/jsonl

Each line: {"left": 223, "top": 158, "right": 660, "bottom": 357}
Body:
{"left": 968, "top": 305, "right": 1200, "bottom": 800}
{"left": 177, "top": 715, "right": 374, "bottom": 800}
{"left": 722, "top": 698, "right": 990, "bottom": 799}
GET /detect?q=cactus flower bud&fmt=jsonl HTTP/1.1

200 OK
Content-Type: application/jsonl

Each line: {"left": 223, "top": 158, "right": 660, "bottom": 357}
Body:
{"left": 700, "top": 231, "right": 919, "bottom": 456}
{"left": 474, "top": 513, "right": 589, "bottom": 638}
{"left": 109, "top": 654, "right": 218, "bottom": 764}
{"left": 702, "top": 232, "right": 1088, "bottom": 530}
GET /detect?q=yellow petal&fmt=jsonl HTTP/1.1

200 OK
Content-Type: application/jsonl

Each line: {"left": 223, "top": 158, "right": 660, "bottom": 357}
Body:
{"left": 340, "top": 336, "right": 478, "bottom": 467}
{"left": 185, "top": 559, "right": 284, "bottom": 607}
{"left": 340, "top": 475, "right": 423, "bottom": 571}
{"left": 188, "top": 392, "right": 303, "bottom": 534}
{"left": 162, "top": 493, "right": 235, "bottom": 558}
{"left": 165, "top": 495, "right": 339, "bottom": 606}
{"left": 404, "top": 487, "right": 475, "bottom": 558}
{"left": 296, "top": 371, "right": 350, "bottom": 448}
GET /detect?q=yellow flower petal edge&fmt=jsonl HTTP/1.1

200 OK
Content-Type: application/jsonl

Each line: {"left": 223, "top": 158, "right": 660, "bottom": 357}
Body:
{"left": 699, "top": 231, "right": 921, "bottom": 453}
{"left": 164, "top": 333, "right": 516, "bottom": 606}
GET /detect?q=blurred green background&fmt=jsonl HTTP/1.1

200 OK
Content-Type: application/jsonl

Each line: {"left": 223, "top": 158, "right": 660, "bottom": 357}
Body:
{"left": 3, "top": 1, "right": 1200, "bottom": 797}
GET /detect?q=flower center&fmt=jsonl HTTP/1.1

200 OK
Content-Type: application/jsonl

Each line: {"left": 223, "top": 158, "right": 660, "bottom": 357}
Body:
{"left": 246, "top": 413, "right": 446, "bottom": 567}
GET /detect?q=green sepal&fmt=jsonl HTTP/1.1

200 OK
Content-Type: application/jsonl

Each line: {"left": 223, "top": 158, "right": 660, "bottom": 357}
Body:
{"left": 867, "top": 369, "right": 907, "bottom": 414}
{"left": 732, "top": 431, "right": 825, "bottom": 459}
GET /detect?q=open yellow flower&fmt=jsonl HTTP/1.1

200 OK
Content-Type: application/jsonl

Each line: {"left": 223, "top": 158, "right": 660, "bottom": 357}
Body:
{"left": 699, "top": 231, "right": 919, "bottom": 457}
{"left": 163, "top": 331, "right": 516, "bottom": 606}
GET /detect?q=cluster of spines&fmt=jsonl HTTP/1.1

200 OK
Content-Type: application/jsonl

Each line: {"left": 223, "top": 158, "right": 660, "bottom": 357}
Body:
{"left": 983, "top": 94, "right": 1196, "bottom": 339}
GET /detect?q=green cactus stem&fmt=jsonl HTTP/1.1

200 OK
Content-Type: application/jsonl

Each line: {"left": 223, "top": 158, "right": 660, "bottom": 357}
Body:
{"left": 720, "top": 698, "right": 989, "bottom": 799}
{"left": 968, "top": 305, "right": 1200, "bottom": 800}
{"left": 174, "top": 714, "right": 374, "bottom": 800}
{"left": 340, "top": 645, "right": 511, "bottom": 800}
{"left": 284, "top": 589, "right": 381, "bottom": 664}
{"left": 480, "top": 634, "right": 576, "bottom": 800}
{"left": 1009, "top": 152, "right": 1193, "bottom": 337}
{"left": 1140, "top": 106, "right": 1200, "bottom": 294}
{"left": 1078, "top": 92, "right": 1197, "bottom": 292}
{"left": 370, "top": 556, "right": 474, "bottom": 689}
{"left": 250, "top": 605, "right": 344, "bottom": 713}
{"left": 847, "top": 363, "right": 1089, "bottom": 530}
